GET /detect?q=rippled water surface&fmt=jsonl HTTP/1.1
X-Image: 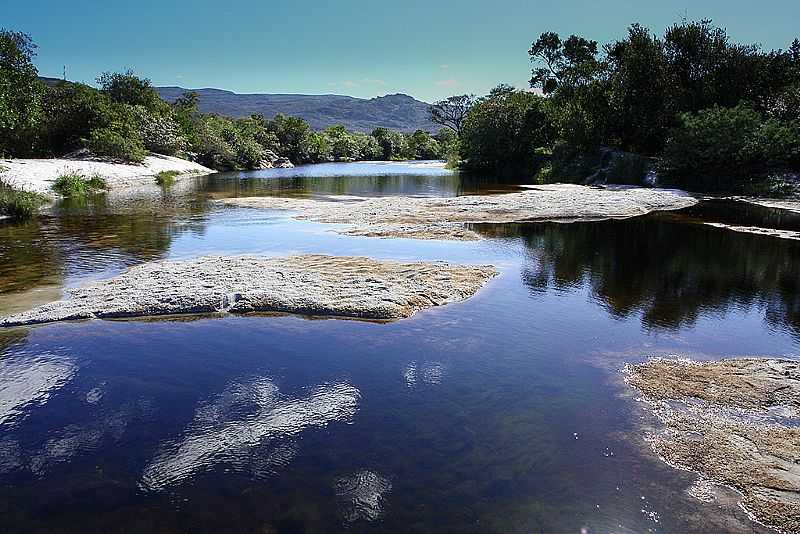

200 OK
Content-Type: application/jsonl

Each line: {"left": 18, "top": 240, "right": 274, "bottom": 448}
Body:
{"left": 0, "top": 162, "right": 798, "bottom": 533}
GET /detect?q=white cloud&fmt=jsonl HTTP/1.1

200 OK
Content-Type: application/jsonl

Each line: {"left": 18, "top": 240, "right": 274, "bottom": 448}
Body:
{"left": 435, "top": 79, "right": 459, "bottom": 88}
{"left": 362, "top": 78, "right": 387, "bottom": 86}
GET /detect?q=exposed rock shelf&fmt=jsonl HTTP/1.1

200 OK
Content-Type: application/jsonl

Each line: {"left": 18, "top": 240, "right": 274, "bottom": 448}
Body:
{"left": 0, "top": 154, "right": 212, "bottom": 194}
{"left": 626, "top": 358, "right": 800, "bottom": 533}
{"left": 0, "top": 255, "right": 498, "bottom": 327}
{"left": 220, "top": 184, "right": 697, "bottom": 241}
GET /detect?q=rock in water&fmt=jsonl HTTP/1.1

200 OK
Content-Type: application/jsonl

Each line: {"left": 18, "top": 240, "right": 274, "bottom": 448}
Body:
{"left": 626, "top": 357, "right": 800, "bottom": 533}
{"left": 0, "top": 255, "right": 497, "bottom": 327}
{"left": 220, "top": 184, "right": 697, "bottom": 241}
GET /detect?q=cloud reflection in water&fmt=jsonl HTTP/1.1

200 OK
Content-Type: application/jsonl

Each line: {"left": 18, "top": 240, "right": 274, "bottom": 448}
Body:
{"left": 140, "top": 377, "right": 361, "bottom": 491}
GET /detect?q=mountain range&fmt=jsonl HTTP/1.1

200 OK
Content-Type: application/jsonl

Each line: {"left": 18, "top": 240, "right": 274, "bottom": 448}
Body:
{"left": 155, "top": 87, "right": 439, "bottom": 133}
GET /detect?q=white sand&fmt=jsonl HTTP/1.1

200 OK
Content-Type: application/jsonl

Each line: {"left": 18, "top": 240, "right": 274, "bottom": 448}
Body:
{"left": 0, "top": 155, "right": 213, "bottom": 194}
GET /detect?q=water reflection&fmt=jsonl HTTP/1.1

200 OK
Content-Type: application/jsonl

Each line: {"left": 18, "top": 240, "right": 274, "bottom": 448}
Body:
{"left": 477, "top": 214, "right": 800, "bottom": 337}
{"left": 0, "top": 352, "right": 76, "bottom": 427}
{"left": 141, "top": 377, "right": 360, "bottom": 491}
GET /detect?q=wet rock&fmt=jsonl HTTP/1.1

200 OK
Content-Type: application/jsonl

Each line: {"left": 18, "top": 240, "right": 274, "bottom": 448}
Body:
{"left": 626, "top": 357, "right": 800, "bottom": 533}
{"left": 221, "top": 184, "right": 697, "bottom": 241}
{"left": 0, "top": 254, "right": 497, "bottom": 327}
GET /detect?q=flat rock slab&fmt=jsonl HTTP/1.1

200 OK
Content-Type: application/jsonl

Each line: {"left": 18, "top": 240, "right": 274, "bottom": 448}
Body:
{"left": 0, "top": 255, "right": 497, "bottom": 327}
{"left": 626, "top": 358, "right": 800, "bottom": 533}
{"left": 221, "top": 184, "right": 697, "bottom": 241}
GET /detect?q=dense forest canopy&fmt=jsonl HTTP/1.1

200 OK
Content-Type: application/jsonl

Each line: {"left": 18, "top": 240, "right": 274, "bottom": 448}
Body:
{"left": 0, "top": 30, "right": 453, "bottom": 169}
{"left": 429, "top": 20, "right": 800, "bottom": 192}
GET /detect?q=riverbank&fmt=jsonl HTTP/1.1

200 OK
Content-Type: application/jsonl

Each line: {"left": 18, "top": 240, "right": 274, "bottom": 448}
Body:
{"left": 625, "top": 357, "right": 800, "bottom": 533}
{"left": 221, "top": 184, "right": 697, "bottom": 240}
{"left": 0, "top": 155, "right": 213, "bottom": 194}
{"left": 0, "top": 254, "right": 497, "bottom": 326}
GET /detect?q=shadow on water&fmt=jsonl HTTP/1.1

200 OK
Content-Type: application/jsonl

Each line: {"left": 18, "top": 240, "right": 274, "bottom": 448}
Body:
{"left": 475, "top": 212, "right": 800, "bottom": 338}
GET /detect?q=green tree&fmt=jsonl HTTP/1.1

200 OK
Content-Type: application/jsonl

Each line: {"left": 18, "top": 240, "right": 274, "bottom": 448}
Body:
{"left": 0, "top": 29, "right": 43, "bottom": 157}
{"left": 97, "top": 69, "right": 163, "bottom": 111}
{"left": 460, "top": 86, "right": 554, "bottom": 171}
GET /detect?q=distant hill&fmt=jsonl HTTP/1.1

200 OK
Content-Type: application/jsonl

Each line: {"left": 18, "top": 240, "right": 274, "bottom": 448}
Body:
{"left": 155, "top": 87, "right": 439, "bottom": 133}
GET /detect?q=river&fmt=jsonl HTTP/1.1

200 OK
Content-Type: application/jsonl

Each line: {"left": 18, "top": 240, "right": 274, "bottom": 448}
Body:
{"left": 0, "top": 161, "right": 797, "bottom": 533}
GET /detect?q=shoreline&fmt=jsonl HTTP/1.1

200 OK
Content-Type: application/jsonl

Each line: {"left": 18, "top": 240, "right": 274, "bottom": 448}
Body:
{"left": 0, "top": 154, "right": 214, "bottom": 195}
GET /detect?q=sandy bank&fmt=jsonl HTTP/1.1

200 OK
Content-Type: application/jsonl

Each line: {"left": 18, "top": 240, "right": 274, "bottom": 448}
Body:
{"left": 0, "top": 155, "right": 213, "bottom": 194}
{"left": 626, "top": 357, "right": 800, "bottom": 533}
{"left": 0, "top": 255, "right": 497, "bottom": 327}
{"left": 220, "top": 184, "right": 697, "bottom": 240}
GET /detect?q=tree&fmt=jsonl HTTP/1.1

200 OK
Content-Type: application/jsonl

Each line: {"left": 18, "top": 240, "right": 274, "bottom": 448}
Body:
{"left": 460, "top": 86, "right": 554, "bottom": 171}
{"left": 0, "top": 29, "right": 43, "bottom": 157}
{"left": 97, "top": 69, "right": 163, "bottom": 111}
{"left": 529, "top": 32, "right": 599, "bottom": 94}
{"left": 429, "top": 94, "right": 476, "bottom": 134}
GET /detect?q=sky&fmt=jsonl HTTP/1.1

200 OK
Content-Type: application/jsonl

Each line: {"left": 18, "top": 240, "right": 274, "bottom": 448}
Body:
{"left": 4, "top": 0, "right": 799, "bottom": 102}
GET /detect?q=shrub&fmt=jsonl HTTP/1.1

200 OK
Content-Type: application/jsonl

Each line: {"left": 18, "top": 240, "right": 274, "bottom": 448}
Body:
{"left": 132, "top": 105, "right": 187, "bottom": 156}
{"left": 86, "top": 125, "right": 147, "bottom": 163}
{"left": 52, "top": 172, "right": 107, "bottom": 196}
{"left": 660, "top": 104, "right": 800, "bottom": 190}
{"left": 0, "top": 181, "right": 48, "bottom": 220}
{"left": 154, "top": 170, "right": 180, "bottom": 187}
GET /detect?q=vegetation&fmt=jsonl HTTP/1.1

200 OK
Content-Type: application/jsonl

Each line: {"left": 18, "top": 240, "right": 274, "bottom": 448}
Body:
{"left": 52, "top": 172, "right": 107, "bottom": 196}
{"left": 0, "top": 30, "right": 445, "bottom": 177}
{"left": 0, "top": 180, "right": 47, "bottom": 220}
{"left": 434, "top": 20, "right": 800, "bottom": 192}
{"left": 154, "top": 170, "right": 180, "bottom": 187}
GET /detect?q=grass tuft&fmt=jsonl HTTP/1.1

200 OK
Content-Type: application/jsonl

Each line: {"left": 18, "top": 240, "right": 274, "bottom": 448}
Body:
{"left": 52, "top": 172, "right": 108, "bottom": 196}
{"left": 0, "top": 181, "right": 49, "bottom": 221}
{"left": 154, "top": 170, "right": 180, "bottom": 187}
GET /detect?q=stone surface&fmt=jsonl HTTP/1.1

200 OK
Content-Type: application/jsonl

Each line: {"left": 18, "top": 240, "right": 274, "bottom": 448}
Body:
{"left": 221, "top": 184, "right": 697, "bottom": 241}
{"left": 0, "top": 255, "right": 497, "bottom": 327}
{"left": 626, "top": 357, "right": 800, "bottom": 533}
{"left": 0, "top": 154, "right": 212, "bottom": 194}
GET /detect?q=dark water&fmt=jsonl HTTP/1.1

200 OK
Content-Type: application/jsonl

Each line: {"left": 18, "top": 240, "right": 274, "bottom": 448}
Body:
{"left": 0, "top": 162, "right": 797, "bottom": 533}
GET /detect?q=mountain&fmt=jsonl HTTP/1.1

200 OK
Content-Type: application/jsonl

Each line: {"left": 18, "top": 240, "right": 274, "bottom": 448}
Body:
{"left": 155, "top": 87, "right": 439, "bottom": 133}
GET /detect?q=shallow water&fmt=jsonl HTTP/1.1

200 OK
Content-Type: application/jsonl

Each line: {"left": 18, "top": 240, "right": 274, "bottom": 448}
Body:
{"left": 0, "top": 161, "right": 797, "bottom": 533}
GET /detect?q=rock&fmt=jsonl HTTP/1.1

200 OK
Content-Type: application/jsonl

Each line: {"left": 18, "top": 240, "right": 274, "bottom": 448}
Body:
{"left": 273, "top": 157, "right": 294, "bottom": 169}
{"left": 221, "top": 184, "right": 697, "bottom": 241}
{"left": 626, "top": 357, "right": 800, "bottom": 533}
{"left": 0, "top": 255, "right": 497, "bottom": 327}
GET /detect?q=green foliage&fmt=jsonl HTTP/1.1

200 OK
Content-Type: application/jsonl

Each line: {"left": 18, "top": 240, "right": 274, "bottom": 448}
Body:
{"left": 460, "top": 87, "right": 554, "bottom": 172}
{"left": 97, "top": 69, "right": 164, "bottom": 111}
{"left": 154, "top": 170, "right": 180, "bottom": 187}
{"left": 39, "top": 81, "right": 111, "bottom": 155}
{"left": 86, "top": 120, "right": 147, "bottom": 163}
{"left": 131, "top": 105, "right": 187, "bottom": 156}
{"left": 0, "top": 181, "right": 47, "bottom": 220}
{"left": 52, "top": 172, "right": 108, "bottom": 196}
{"left": 659, "top": 104, "right": 800, "bottom": 190}
{"left": 0, "top": 29, "right": 44, "bottom": 157}
{"left": 428, "top": 95, "right": 476, "bottom": 134}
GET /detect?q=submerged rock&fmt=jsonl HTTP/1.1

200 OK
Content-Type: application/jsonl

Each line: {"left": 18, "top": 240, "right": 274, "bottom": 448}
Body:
{"left": 626, "top": 357, "right": 800, "bottom": 533}
{"left": 0, "top": 255, "right": 497, "bottom": 327}
{"left": 220, "top": 184, "right": 697, "bottom": 241}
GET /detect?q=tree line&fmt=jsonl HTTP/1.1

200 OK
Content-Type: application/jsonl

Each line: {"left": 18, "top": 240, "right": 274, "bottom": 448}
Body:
{"left": 429, "top": 20, "right": 800, "bottom": 192}
{"left": 0, "top": 30, "right": 454, "bottom": 169}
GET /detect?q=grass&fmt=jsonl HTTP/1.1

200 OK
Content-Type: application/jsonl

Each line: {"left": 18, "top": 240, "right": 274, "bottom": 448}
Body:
{"left": 154, "top": 170, "right": 181, "bottom": 187}
{"left": 0, "top": 181, "right": 49, "bottom": 221}
{"left": 52, "top": 172, "right": 108, "bottom": 196}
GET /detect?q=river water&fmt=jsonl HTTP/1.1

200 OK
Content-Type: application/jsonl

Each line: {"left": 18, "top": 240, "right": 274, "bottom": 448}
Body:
{"left": 0, "top": 161, "right": 798, "bottom": 533}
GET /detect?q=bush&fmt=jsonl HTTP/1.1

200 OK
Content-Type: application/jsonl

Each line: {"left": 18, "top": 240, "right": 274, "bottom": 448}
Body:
{"left": 0, "top": 181, "right": 47, "bottom": 220}
{"left": 154, "top": 170, "right": 180, "bottom": 187}
{"left": 132, "top": 105, "right": 187, "bottom": 156}
{"left": 86, "top": 125, "right": 147, "bottom": 163}
{"left": 52, "top": 172, "right": 107, "bottom": 196}
{"left": 660, "top": 104, "right": 800, "bottom": 190}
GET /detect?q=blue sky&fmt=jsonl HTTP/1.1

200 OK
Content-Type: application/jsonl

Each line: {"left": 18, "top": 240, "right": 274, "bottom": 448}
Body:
{"left": 4, "top": 0, "right": 799, "bottom": 102}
